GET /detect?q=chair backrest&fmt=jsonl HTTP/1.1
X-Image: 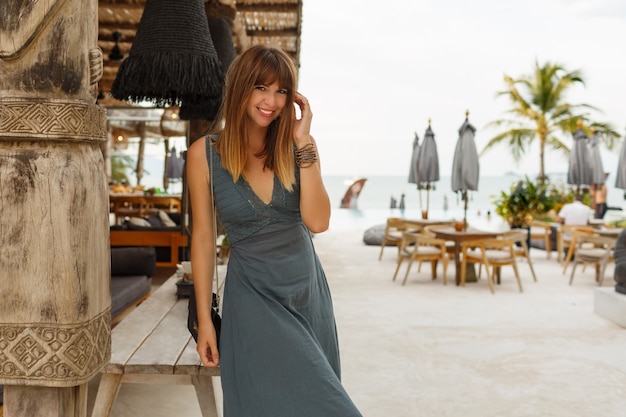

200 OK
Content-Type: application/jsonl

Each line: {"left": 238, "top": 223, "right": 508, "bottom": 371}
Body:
{"left": 413, "top": 232, "right": 445, "bottom": 247}
{"left": 401, "top": 231, "right": 446, "bottom": 255}
{"left": 504, "top": 229, "right": 531, "bottom": 250}
{"left": 387, "top": 217, "right": 406, "bottom": 229}
{"left": 485, "top": 237, "right": 514, "bottom": 249}
{"left": 422, "top": 224, "right": 451, "bottom": 237}
{"left": 576, "top": 234, "right": 616, "bottom": 250}
{"left": 560, "top": 224, "right": 594, "bottom": 239}
{"left": 503, "top": 229, "right": 527, "bottom": 243}
{"left": 461, "top": 237, "right": 517, "bottom": 267}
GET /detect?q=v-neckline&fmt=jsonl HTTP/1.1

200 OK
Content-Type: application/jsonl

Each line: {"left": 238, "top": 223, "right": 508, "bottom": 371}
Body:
{"left": 242, "top": 174, "right": 276, "bottom": 206}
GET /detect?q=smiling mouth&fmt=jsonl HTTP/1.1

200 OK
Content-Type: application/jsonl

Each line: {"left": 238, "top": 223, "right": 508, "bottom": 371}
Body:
{"left": 258, "top": 108, "right": 274, "bottom": 117}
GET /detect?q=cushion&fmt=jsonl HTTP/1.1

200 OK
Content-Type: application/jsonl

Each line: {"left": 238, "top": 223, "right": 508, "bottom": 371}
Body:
{"left": 110, "top": 275, "right": 152, "bottom": 318}
{"left": 129, "top": 217, "right": 152, "bottom": 227}
{"left": 111, "top": 246, "right": 157, "bottom": 277}
{"left": 403, "top": 246, "right": 441, "bottom": 256}
{"left": 484, "top": 250, "right": 514, "bottom": 262}
{"left": 146, "top": 213, "right": 163, "bottom": 227}
{"left": 363, "top": 224, "right": 386, "bottom": 246}
{"left": 158, "top": 210, "right": 177, "bottom": 227}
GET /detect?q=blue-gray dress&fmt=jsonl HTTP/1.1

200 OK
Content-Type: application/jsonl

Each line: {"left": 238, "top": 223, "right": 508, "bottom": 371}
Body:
{"left": 206, "top": 140, "right": 362, "bottom": 417}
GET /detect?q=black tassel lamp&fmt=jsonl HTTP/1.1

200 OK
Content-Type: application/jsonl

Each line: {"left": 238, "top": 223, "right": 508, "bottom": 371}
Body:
{"left": 111, "top": 0, "right": 224, "bottom": 107}
{"left": 180, "top": 17, "right": 237, "bottom": 120}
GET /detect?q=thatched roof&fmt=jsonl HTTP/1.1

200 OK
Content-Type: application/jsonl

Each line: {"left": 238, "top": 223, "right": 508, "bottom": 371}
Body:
{"left": 98, "top": 0, "right": 302, "bottom": 101}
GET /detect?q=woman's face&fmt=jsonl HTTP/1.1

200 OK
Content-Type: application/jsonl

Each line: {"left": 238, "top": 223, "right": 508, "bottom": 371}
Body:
{"left": 245, "top": 81, "right": 288, "bottom": 129}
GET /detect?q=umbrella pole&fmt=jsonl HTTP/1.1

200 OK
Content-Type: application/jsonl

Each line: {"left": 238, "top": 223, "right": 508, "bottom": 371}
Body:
{"left": 163, "top": 138, "right": 170, "bottom": 192}
{"left": 463, "top": 190, "right": 468, "bottom": 231}
{"left": 425, "top": 184, "right": 430, "bottom": 219}
{"left": 418, "top": 186, "right": 423, "bottom": 214}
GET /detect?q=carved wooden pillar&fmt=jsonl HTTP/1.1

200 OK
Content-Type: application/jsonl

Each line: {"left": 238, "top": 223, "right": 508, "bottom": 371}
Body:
{"left": 0, "top": 1, "right": 110, "bottom": 416}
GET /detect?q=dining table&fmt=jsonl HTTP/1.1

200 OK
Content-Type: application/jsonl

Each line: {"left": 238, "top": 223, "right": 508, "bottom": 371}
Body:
{"left": 402, "top": 218, "right": 453, "bottom": 232}
{"left": 109, "top": 193, "right": 182, "bottom": 222}
{"left": 429, "top": 226, "right": 503, "bottom": 285}
{"left": 595, "top": 228, "right": 624, "bottom": 238}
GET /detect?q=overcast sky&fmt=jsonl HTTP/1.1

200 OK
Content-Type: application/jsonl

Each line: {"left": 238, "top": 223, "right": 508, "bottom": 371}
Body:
{"left": 297, "top": 0, "right": 626, "bottom": 178}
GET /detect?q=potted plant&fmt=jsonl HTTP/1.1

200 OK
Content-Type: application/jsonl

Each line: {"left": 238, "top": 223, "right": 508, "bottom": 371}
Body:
{"left": 493, "top": 177, "right": 556, "bottom": 233}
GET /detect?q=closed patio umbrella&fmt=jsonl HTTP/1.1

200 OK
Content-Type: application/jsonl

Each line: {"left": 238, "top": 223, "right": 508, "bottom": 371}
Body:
{"left": 408, "top": 132, "right": 420, "bottom": 185}
{"left": 567, "top": 123, "right": 593, "bottom": 194}
{"left": 416, "top": 121, "right": 440, "bottom": 218}
{"left": 615, "top": 129, "right": 626, "bottom": 195}
{"left": 588, "top": 130, "right": 605, "bottom": 186}
{"left": 407, "top": 132, "right": 423, "bottom": 212}
{"left": 166, "top": 146, "right": 184, "bottom": 181}
{"left": 451, "top": 112, "right": 479, "bottom": 229}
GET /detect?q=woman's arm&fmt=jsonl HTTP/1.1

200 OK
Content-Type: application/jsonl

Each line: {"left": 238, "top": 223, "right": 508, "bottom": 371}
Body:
{"left": 293, "top": 93, "right": 331, "bottom": 233}
{"left": 187, "top": 136, "right": 219, "bottom": 367}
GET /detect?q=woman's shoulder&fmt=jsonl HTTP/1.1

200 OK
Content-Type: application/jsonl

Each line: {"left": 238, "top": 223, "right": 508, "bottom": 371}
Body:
{"left": 187, "top": 136, "right": 209, "bottom": 167}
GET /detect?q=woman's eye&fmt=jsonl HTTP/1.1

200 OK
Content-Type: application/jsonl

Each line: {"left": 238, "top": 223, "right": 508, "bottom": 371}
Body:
{"left": 254, "top": 85, "right": 266, "bottom": 91}
{"left": 278, "top": 89, "right": 288, "bottom": 95}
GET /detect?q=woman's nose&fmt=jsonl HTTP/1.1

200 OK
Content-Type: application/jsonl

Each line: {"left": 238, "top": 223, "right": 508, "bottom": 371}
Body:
{"left": 263, "top": 93, "right": 276, "bottom": 107}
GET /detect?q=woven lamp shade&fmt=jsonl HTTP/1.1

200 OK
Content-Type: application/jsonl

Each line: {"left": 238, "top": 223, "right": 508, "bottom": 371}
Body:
{"left": 111, "top": 0, "right": 224, "bottom": 107}
{"left": 160, "top": 106, "right": 187, "bottom": 137}
{"left": 110, "top": 126, "right": 132, "bottom": 150}
{"left": 180, "top": 17, "right": 237, "bottom": 120}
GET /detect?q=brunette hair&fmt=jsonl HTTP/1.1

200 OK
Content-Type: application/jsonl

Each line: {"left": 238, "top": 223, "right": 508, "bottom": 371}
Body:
{"left": 213, "top": 45, "right": 298, "bottom": 190}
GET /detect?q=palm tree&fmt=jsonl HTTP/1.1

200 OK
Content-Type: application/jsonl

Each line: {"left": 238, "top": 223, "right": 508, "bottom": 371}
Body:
{"left": 110, "top": 153, "right": 135, "bottom": 184}
{"left": 482, "top": 61, "right": 620, "bottom": 181}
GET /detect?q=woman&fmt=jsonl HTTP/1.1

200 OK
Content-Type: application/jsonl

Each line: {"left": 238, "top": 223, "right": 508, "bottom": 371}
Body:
{"left": 187, "top": 45, "right": 362, "bottom": 416}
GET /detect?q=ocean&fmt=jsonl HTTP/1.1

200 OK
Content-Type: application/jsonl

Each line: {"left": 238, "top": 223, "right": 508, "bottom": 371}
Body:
{"left": 322, "top": 174, "right": 626, "bottom": 231}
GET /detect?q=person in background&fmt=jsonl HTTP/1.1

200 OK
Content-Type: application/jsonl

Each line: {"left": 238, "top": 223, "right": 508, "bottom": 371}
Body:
{"left": 187, "top": 45, "right": 362, "bottom": 417}
{"left": 556, "top": 194, "right": 593, "bottom": 225}
{"left": 591, "top": 173, "right": 610, "bottom": 219}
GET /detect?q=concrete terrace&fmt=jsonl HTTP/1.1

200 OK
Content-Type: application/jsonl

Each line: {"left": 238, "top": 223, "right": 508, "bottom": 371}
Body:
{"left": 87, "top": 215, "right": 626, "bottom": 417}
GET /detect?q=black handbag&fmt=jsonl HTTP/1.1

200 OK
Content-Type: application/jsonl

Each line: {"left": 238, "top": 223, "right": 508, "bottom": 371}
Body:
{"left": 187, "top": 288, "right": 221, "bottom": 345}
{"left": 187, "top": 136, "right": 222, "bottom": 345}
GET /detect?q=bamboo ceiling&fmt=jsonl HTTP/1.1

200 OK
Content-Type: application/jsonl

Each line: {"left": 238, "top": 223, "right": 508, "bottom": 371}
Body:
{"left": 97, "top": 0, "right": 302, "bottom": 105}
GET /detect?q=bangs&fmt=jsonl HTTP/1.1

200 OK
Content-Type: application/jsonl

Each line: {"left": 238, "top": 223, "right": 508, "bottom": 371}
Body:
{"left": 254, "top": 52, "right": 295, "bottom": 91}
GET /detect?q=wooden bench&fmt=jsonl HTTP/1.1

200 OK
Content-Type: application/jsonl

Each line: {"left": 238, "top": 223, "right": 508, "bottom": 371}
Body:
{"left": 110, "top": 230, "right": 189, "bottom": 268}
{"left": 91, "top": 273, "right": 222, "bottom": 417}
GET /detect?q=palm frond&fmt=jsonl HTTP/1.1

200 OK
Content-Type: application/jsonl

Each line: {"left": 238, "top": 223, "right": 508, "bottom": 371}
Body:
{"left": 481, "top": 129, "right": 534, "bottom": 159}
{"left": 545, "top": 135, "right": 571, "bottom": 158}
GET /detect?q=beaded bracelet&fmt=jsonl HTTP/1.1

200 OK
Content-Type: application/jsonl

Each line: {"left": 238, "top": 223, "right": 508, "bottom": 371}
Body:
{"left": 295, "top": 143, "right": 319, "bottom": 168}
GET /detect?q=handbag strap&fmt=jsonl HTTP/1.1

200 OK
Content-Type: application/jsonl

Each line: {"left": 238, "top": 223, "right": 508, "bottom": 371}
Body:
{"left": 208, "top": 135, "right": 221, "bottom": 312}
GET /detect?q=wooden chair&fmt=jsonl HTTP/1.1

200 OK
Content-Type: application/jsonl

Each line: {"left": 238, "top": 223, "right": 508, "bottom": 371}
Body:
{"left": 112, "top": 196, "right": 151, "bottom": 222}
{"left": 392, "top": 232, "right": 449, "bottom": 286}
{"left": 569, "top": 235, "right": 616, "bottom": 286}
{"left": 503, "top": 229, "right": 537, "bottom": 282}
{"left": 379, "top": 217, "right": 407, "bottom": 260}
{"left": 422, "top": 224, "right": 456, "bottom": 255}
{"left": 460, "top": 238, "right": 523, "bottom": 293}
{"left": 557, "top": 225, "right": 594, "bottom": 265}
{"left": 561, "top": 226, "right": 596, "bottom": 274}
{"left": 529, "top": 220, "right": 553, "bottom": 259}
{"left": 150, "top": 196, "right": 182, "bottom": 213}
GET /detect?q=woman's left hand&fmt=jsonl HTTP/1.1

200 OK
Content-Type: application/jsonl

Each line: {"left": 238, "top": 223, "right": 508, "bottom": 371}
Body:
{"left": 293, "top": 92, "right": 313, "bottom": 147}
